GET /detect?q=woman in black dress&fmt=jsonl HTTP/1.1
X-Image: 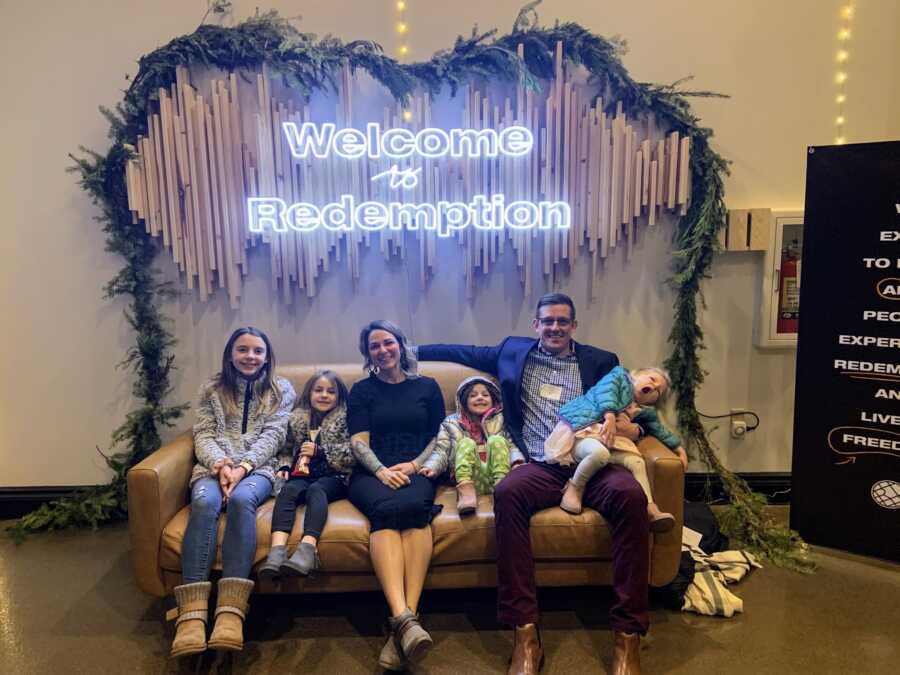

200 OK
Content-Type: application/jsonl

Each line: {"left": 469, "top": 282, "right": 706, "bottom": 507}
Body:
{"left": 347, "top": 320, "right": 445, "bottom": 670}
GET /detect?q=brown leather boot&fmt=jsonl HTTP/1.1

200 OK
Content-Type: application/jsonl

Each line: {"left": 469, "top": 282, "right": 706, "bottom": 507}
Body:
{"left": 647, "top": 502, "right": 675, "bottom": 533}
{"left": 508, "top": 623, "right": 543, "bottom": 675}
{"left": 169, "top": 581, "right": 211, "bottom": 658}
{"left": 456, "top": 480, "right": 477, "bottom": 515}
{"left": 611, "top": 632, "right": 641, "bottom": 675}
{"left": 207, "top": 577, "right": 254, "bottom": 651}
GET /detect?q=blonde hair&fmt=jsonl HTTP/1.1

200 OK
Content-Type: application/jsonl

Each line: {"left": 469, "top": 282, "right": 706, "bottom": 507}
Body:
{"left": 629, "top": 366, "right": 672, "bottom": 406}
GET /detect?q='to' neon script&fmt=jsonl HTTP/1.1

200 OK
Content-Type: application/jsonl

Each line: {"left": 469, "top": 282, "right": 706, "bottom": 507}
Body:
{"left": 247, "top": 122, "right": 571, "bottom": 236}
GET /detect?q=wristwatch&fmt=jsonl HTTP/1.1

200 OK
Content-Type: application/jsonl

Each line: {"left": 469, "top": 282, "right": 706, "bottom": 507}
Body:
{"left": 238, "top": 461, "right": 253, "bottom": 474}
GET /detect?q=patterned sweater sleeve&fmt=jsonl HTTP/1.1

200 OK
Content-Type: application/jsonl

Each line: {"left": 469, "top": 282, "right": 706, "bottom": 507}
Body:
{"left": 278, "top": 408, "right": 305, "bottom": 469}
{"left": 321, "top": 411, "right": 355, "bottom": 475}
{"left": 558, "top": 366, "right": 632, "bottom": 430}
{"left": 634, "top": 408, "right": 682, "bottom": 449}
{"left": 239, "top": 378, "right": 296, "bottom": 470}
{"left": 421, "top": 419, "right": 455, "bottom": 475}
{"left": 192, "top": 382, "right": 228, "bottom": 469}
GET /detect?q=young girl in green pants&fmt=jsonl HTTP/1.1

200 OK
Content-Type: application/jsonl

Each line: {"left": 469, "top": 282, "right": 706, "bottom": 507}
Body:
{"left": 418, "top": 376, "right": 524, "bottom": 514}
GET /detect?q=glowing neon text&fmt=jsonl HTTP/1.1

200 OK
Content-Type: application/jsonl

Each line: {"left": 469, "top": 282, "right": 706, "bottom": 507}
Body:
{"left": 248, "top": 195, "right": 571, "bottom": 237}
{"left": 282, "top": 122, "right": 533, "bottom": 160}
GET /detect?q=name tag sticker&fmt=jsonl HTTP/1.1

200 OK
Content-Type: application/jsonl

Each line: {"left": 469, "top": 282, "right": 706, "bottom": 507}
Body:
{"left": 539, "top": 383, "right": 563, "bottom": 401}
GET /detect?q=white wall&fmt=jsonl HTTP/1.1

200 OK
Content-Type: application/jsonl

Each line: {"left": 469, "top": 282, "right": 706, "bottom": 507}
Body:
{"left": 2, "top": 0, "right": 898, "bottom": 486}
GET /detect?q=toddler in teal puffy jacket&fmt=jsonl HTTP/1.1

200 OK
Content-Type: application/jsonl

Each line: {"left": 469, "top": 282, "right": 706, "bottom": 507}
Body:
{"left": 544, "top": 366, "right": 687, "bottom": 532}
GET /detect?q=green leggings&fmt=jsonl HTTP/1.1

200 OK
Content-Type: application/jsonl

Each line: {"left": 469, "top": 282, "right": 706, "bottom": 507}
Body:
{"left": 454, "top": 435, "right": 511, "bottom": 495}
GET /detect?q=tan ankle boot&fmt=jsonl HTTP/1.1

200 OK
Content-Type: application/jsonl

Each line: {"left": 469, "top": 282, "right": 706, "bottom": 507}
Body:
{"left": 170, "top": 581, "right": 211, "bottom": 658}
{"left": 207, "top": 577, "right": 254, "bottom": 651}
{"left": 647, "top": 502, "right": 675, "bottom": 533}
{"left": 611, "top": 631, "right": 641, "bottom": 675}
{"left": 508, "top": 623, "right": 543, "bottom": 675}
{"left": 456, "top": 480, "right": 477, "bottom": 515}
{"left": 560, "top": 480, "right": 585, "bottom": 514}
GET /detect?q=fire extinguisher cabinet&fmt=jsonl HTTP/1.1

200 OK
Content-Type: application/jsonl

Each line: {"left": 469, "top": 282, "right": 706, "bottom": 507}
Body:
{"left": 757, "top": 210, "right": 804, "bottom": 348}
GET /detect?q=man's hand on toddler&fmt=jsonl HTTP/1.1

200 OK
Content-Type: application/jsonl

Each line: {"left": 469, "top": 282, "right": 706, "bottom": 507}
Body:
{"left": 614, "top": 413, "right": 642, "bottom": 441}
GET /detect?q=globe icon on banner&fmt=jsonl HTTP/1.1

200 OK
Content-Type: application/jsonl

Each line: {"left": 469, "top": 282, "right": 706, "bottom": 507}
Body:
{"left": 870, "top": 480, "right": 900, "bottom": 510}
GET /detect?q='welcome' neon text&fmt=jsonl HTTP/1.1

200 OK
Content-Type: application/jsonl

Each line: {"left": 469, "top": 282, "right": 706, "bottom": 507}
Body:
{"left": 283, "top": 122, "right": 533, "bottom": 160}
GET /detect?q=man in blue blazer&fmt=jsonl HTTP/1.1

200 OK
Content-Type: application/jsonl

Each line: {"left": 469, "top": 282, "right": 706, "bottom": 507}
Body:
{"left": 417, "top": 293, "right": 647, "bottom": 675}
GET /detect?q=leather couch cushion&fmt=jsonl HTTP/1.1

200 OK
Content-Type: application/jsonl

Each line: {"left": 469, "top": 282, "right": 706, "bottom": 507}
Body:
{"left": 160, "top": 485, "right": 612, "bottom": 574}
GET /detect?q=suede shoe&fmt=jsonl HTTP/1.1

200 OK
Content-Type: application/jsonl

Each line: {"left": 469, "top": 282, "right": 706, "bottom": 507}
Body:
{"left": 170, "top": 581, "right": 211, "bottom": 658}
{"left": 389, "top": 609, "right": 432, "bottom": 665}
{"left": 456, "top": 480, "right": 477, "bottom": 515}
{"left": 559, "top": 480, "right": 585, "bottom": 515}
{"left": 377, "top": 631, "right": 407, "bottom": 671}
{"left": 279, "top": 542, "right": 320, "bottom": 577}
{"left": 258, "top": 545, "right": 287, "bottom": 582}
{"left": 647, "top": 503, "right": 675, "bottom": 534}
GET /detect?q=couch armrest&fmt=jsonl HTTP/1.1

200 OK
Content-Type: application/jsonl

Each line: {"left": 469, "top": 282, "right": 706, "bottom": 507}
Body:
{"left": 126, "top": 431, "right": 194, "bottom": 597}
{"left": 638, "top": 436, "right": 685, "bottom": 587}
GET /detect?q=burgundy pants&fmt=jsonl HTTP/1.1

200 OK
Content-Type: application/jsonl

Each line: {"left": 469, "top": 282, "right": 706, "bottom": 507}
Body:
{"left": 494, "top": 461, "right": 650, "bottom": 635}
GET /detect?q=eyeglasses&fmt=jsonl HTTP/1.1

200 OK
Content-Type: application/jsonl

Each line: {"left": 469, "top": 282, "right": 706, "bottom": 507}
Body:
{"left": 538, "top": 318, "right": 572, "bottom": 327}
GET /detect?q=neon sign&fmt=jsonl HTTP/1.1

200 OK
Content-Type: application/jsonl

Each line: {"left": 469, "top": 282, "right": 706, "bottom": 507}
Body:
{"left": 282, "top": 122, "right": 534, "bottom": 160}
{"left": 247, "top": 122, "right": 571, "bottom": 236}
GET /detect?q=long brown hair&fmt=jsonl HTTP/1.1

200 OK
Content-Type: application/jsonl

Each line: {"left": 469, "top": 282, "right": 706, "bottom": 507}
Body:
{"left": 298, "top": 370, "right": 349, "bottom": 428}
{"left": 215, "top": 327, "right": 282, "bottom": 416}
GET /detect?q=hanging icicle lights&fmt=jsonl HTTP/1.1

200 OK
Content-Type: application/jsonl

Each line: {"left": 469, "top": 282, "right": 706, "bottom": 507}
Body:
{"left": 248, "top": 121, "right": 571, "bottom": 237}
{"left": 834, "top": 4, "right": 854, "bottom": 144}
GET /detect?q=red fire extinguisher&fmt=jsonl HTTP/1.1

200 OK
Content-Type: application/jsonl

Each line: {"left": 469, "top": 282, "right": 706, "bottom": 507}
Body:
{"left": 777, "top": 240, "right": 800, "bottom": 333}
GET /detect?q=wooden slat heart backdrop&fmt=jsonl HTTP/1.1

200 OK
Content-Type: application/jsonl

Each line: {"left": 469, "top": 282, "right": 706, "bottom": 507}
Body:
{"left": 124, "top": 41, "right": 691, "bottom": 308}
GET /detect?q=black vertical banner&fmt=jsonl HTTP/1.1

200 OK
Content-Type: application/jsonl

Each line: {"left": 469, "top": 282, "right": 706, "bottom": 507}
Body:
{"left": 791, "top": 141, "right": 900, "bottom": 562}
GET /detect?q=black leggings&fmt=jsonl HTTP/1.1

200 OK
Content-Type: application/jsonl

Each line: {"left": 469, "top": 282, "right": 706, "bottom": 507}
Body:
{"left": 271, "top": 475, "right": 347, "bottom": 539}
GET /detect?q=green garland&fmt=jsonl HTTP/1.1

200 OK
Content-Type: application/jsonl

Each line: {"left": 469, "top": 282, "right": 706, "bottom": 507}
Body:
{"left": 7, "top": 4, "right": 811, "bottom": 569}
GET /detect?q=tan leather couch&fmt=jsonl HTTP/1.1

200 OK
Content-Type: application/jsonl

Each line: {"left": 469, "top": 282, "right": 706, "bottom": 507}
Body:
{"left": 127, "top": 362, "right": 684, "bottom": 598}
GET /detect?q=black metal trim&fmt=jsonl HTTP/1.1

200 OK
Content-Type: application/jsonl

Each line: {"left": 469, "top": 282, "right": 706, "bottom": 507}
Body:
{"left": 685, "top": 472, "right": 792, "bottom": 504}
{"left": 0, "top": 486, "right": 99, "bottom": 519}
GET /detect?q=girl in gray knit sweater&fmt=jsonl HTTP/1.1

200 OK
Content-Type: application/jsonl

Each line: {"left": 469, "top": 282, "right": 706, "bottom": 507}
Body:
{"left": 171, "top": 327, "right": 295, "bottom": 659}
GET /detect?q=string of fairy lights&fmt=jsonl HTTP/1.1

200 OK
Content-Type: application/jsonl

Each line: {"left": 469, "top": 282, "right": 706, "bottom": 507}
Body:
{"left": 834, "top": 4, "right": 854, "bottom": 145}
{"left": 396, "top": 1, "right": 409, "bottom": 60}
{"left": 395, "top": 1, "right": 414, "bottom": 122}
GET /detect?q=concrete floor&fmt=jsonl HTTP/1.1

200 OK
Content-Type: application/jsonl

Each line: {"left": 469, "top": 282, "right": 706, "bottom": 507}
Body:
{"left": 1, "top": 518, "right": 898, "bottom": 674}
